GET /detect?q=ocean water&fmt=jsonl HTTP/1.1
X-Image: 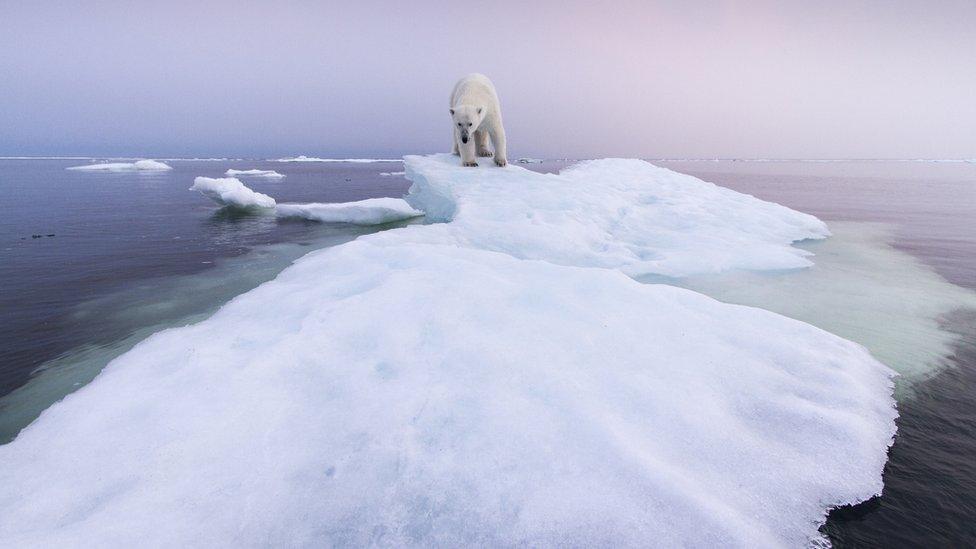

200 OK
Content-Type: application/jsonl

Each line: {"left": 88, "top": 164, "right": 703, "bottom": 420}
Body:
{"left": 1, "top": 158, "right": 974, "bottom": 545}
{"left": 0, "top": 159, "right": 416, "bottom": 440}
{"left": 657, "top": 160, "right": 976, "bottom": 546}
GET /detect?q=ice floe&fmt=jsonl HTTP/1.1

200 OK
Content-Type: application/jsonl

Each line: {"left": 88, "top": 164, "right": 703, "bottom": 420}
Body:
{"left": 0, "top": 155, "right": 896, "bottom": 547}
{"left": 191, "top": 177, "right": 421, "bottom": 225}
{"left": 225, "top": 169, "right": 285, "bottom": 178}
{"left": 190, "top": 177, "right": 276, "bottom": 209}
{"left": 66, "top": 159, "right": 173, "bottom": 172}
{"left": 0, "top": 156, "right": 95, "bottom": 160}
{"left": 273, "top": 155, "right": 402, "bottom": 163}
{"left": 379, "top": 171, "right": 406, "bottom": 176}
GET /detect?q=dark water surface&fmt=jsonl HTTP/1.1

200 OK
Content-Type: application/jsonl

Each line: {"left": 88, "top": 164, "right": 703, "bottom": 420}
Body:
{"left": 658, "top": 160, "right": 976, "bottom": 547}
{"left": 2, "top": 158, "right": 975, "bottom": 545}
{"left": 0, "top": 159, "right": 412, "bottom": 439}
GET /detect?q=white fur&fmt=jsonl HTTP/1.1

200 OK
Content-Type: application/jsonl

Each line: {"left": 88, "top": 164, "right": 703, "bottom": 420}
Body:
{"left": 450, "top": 73, "right": 507, "bottom": 167}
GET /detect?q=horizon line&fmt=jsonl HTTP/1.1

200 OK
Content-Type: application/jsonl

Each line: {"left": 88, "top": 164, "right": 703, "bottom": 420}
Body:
{"left": 1, "top": 155, "right": 973, "bottom": 163}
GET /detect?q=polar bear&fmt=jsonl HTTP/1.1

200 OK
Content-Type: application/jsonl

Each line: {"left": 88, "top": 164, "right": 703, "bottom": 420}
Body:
{"left": 450, "top": 73, "right": 507, "bottom": 167}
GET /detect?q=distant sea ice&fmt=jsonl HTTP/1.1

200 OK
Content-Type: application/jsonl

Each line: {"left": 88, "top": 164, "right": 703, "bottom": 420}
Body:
{"left": 225, "top": 169, "right": 285, "bottom": 179}
{"left": 67, "top": 159, "right": 173, "bottom": 172}
{"left": 273, "top": 155, "right": 401, "bottom": 163}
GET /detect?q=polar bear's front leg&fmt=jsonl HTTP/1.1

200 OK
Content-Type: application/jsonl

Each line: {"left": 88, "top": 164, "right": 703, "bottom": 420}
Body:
{"left": 475, "top": 130, "right": 493, "bottom": 157}
{"left": 458, "top": 133, "right": 478, "bottom": 167}
{"left": 490, "top": 126, "right": 507, "bottom": 167}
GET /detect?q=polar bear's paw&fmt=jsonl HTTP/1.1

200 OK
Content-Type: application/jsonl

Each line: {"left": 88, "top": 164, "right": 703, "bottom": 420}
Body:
{"left": 462, "top": 161, "right": 479, "bottom": 167}
{"left": 478, "top": 150, "right": 493, "bottom": 157}
{"left": 494, "top": 157, "right": 508, "bottom": 167}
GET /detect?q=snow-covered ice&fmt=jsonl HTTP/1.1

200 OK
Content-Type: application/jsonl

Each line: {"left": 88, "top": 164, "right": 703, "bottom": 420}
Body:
{"left": 404, "top": 155, "right": 830, "bottom": 277}
{"left": 0, "top": 155, "right": 896, "bottom": 547}
{"left": 273, "top": 155, "right": 402, "bottom": 163}
{"left": 225, "top": 168, "right": 285, "bottom": 178}
{"left": 66, "top": 159, "right": 173, "bottom": 172}
{"left": 277, "top": 197, "right": 423, "bottom": 225}
{"left": 190, "top": 177, "right": 276, "bottom": 209}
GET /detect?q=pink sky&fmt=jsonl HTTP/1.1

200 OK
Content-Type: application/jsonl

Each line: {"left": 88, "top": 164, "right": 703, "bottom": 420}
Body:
{"left": 1, "top": 0, "right": 974, "bottom": 158}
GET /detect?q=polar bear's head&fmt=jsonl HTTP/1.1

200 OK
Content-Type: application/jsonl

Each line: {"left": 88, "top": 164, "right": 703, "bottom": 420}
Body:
{"left": 450, "top": 105, "right": 485, "bottom": 144}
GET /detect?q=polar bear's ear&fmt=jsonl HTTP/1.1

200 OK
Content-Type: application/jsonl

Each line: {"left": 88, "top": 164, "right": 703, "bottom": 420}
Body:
{"left": 449, "top": 108, "right": 455, "bottom": 115}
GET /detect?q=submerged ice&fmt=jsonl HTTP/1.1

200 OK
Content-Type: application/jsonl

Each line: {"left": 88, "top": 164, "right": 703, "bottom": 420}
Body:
{"left": 658, "top": 222, "right": 976, "bottom": 388}
{"left": 1, "top": 156, "right": 897, "bottom": 547}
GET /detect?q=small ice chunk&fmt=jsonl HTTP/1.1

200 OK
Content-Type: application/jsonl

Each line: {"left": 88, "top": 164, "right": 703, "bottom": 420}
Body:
{"left": 190, "top": 177, "right": 276, "bottom": 209}
{"left": 379, "top": 171, "right": 406, "bottom": 176}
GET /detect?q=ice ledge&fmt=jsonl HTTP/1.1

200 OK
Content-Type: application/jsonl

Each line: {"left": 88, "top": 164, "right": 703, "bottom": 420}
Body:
{"left": 404, "top": 154, "right": 830, "bottom": 278}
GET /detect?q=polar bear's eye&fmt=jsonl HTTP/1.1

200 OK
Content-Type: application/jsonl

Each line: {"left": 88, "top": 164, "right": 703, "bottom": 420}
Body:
{"left": 467, "top": 123, "right": 472, "bottom": 127}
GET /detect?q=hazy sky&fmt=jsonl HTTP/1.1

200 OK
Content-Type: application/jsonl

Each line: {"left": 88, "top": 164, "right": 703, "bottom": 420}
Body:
{"left": 2, "top": 1, "right": 974, "bottom": 159}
